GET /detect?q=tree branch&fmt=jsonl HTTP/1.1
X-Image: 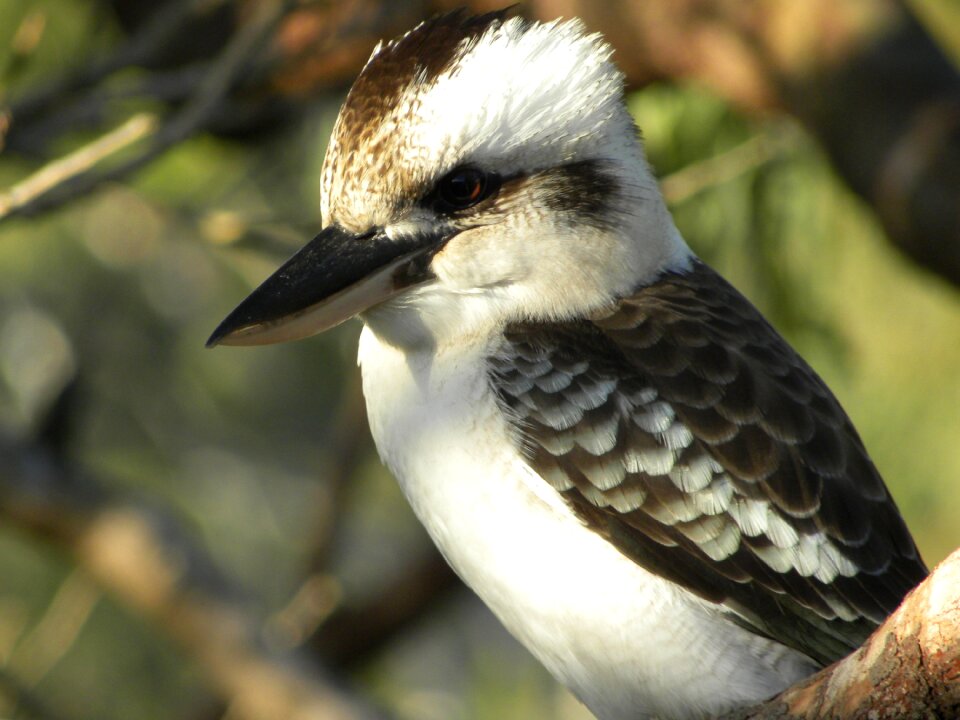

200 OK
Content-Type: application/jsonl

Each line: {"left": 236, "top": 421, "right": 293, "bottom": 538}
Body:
{"left": 310, "top": 550, "right": 462, "bottom": 670}
{"left": 722, "top": 549, "right": 960, "bottom": 719}
{"left": 0, "top": 0, "right": 292, "bottom": 223}
{"left": 9, "top": 0, "right": 214, "bottom": 125}
{"left": 0, "top": 113, "right": 157, "bottom": 220}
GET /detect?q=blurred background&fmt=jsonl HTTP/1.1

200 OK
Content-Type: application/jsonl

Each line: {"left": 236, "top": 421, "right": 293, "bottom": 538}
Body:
{"left": 0, "top": 1, "right": 958, "bottom": 719}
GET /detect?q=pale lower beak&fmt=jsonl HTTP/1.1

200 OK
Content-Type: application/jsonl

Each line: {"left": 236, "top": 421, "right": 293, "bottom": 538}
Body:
{"left": 206, "top": 224, "right": 438, "bottom": 347}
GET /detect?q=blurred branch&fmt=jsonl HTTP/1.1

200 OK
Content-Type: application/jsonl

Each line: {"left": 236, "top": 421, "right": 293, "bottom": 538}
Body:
{"left": 310, "top": 550, "right": 461, "bottom": 670}
{"left": 0, "top": 110, "right": 10, "bottom": 152}
{"left": 0, "top": 430, "right": 392, "bottom": 720}
{"left": 307, "top": 369, "right": 369, "bottom": 571}
{"left": 156, "top": 0, "right": 289, "bottom": 146}
{"left": 660, "top": 127, "right": 800, "bottom": 205}
{"left": 8, "top": 569, "right": 101, "bottom": 688}
{"left": 0, "top": 666, "right": 68, "bottom": 720}
{"left": 0, "top": 0, "right": 292, "bottom": 223}
{"left": 9, "top": 0, "right": 216, "bottom": 124}
{"left": 0, "top": 113, "right": 158, "bottom": 220}
{"left": 721, "top": 548, "right": 960, "bottom": 719}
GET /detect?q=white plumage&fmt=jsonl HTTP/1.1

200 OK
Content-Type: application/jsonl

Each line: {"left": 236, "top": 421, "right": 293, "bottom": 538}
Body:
{"left": 358, "top": 322, "right": 817, "bottom": 719}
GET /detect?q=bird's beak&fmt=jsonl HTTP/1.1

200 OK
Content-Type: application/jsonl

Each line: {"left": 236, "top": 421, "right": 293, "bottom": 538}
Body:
{"left": 206, "top": 224, "right": 438, "bottom": 347}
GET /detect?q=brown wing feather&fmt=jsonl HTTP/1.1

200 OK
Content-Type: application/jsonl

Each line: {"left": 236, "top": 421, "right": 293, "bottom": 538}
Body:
{"left": 489, "top": 260, "right": 926, "bottom": 665}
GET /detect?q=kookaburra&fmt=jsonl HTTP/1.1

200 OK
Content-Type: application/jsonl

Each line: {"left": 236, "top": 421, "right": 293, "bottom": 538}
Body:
{"left": 208, "top": 10, "right": 927, "bottom": 720}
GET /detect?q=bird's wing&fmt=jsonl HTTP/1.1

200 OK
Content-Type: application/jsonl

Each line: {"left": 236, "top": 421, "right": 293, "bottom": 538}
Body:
{"left": 488, "top": 260, "right": 927, "bottom": 665}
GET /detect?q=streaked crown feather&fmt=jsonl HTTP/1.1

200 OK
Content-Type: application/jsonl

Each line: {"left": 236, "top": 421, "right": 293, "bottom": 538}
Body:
{"left": 320, "top": 10, "right": 636, "bottom": 230}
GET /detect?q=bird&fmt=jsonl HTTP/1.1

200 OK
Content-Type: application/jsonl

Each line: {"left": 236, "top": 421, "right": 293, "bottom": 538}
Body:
{"left": 207, "top": 9, "right": 928, "bottom": 720}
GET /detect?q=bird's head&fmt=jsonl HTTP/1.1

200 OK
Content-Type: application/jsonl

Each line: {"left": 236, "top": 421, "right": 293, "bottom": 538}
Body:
{"left": 208, "top": 10, "right": 689, "bottom": 350}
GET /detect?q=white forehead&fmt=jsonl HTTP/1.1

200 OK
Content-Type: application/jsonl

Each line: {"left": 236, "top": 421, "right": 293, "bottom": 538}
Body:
{"left": 407, "top": 17, "right": 629, "bottom": 174}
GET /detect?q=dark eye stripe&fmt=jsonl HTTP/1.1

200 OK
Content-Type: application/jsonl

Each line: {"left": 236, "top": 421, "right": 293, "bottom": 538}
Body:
{"left": 476, "top": 160, "right": 619, "bottom": 230}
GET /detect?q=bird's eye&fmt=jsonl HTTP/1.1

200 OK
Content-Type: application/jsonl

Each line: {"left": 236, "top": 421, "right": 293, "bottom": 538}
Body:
{"left": 435, "top": 167, "right": 497, "bottom": 211}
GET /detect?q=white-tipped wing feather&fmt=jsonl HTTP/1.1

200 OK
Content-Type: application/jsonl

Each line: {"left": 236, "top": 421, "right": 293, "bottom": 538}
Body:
{"left": 489, "top": 260, "right": 927, "bottom": 665}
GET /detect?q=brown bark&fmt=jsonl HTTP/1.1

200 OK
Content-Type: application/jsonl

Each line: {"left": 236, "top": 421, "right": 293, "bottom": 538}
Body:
{"left": 722, "top": 548, "right": 960, "bottom": 719}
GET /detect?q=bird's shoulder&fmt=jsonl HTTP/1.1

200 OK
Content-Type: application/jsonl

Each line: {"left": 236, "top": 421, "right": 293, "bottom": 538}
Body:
{"left": 487, "top": 259, "right": 927, "bottom": 665}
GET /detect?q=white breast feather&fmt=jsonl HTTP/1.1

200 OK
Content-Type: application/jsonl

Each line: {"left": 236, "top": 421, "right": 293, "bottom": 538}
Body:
{"left": 357, "top": 327, "right": 819, "bottom": 720}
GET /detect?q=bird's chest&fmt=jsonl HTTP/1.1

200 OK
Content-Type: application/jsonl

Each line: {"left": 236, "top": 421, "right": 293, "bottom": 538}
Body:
{"left": 355, "top": 325, "right": 798, "bottom": 720}
{"left": 357, "top": 326, "right": 534, "bottom": 544}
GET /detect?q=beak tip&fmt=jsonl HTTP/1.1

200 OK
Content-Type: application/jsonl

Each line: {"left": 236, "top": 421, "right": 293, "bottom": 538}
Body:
{"left": 205, "top": 319, "right": 234, "bottom": 348}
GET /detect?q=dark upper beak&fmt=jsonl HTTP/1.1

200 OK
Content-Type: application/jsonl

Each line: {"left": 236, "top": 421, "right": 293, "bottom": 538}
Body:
{"left": 206, "top": 224, "right": 439, "bottom": 347}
